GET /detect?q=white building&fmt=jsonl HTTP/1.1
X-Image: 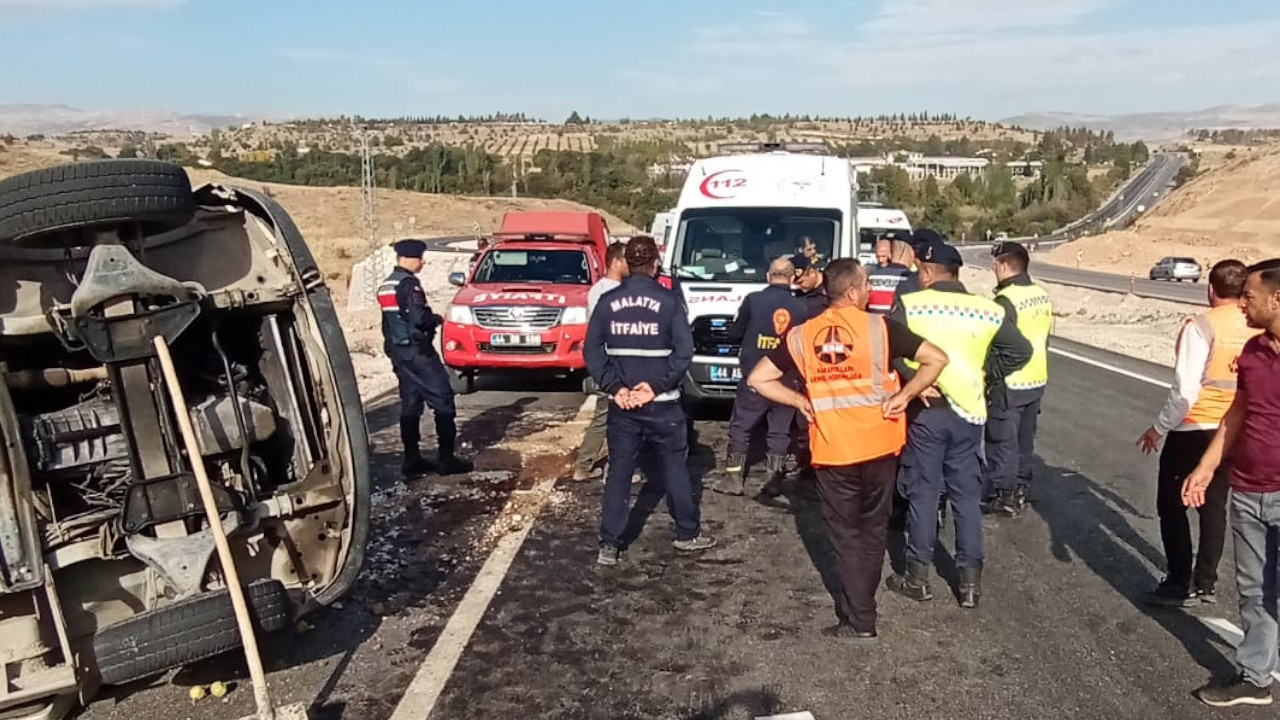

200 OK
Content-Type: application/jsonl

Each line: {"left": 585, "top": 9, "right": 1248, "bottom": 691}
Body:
{"left": 847, "top": 151, "right": 991, "bottom": 180}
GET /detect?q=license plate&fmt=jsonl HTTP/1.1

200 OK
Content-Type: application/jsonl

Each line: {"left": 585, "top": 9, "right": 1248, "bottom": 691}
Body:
{"left": 709, "top": 365, "right": 742, "bottom": 383}
{"left": 491, "top": 333, "right": 542, "bottom": 347}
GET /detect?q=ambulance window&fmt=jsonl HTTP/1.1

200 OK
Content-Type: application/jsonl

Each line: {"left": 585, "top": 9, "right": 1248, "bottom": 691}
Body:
{"left": 472, "top": 249, "right": 591, "bottom": 285}
{"left": 673, "top": 208, "right": 839, "bottom": 282}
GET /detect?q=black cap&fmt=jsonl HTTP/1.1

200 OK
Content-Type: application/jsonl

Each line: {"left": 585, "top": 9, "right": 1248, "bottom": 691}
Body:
{"left": 790, "top": 253, "right": 813, "bottom": 272}
{"left": 393, "top": 239, "right": 427, "bottom": 259}
{"left": 913, "top": 234, "right": 964, "bottom": 267}
{"left": 910, "top": 228, "right": 946, "bottom": 249}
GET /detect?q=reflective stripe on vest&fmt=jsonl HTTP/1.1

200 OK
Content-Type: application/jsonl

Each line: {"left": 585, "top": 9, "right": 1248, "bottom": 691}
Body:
{"left": 901, "top": 289, "right": 1004, "bottom": 425}
{"left": 995, "top": 283, "right": 1053, "bottom": 390}
{"left": 605, "top": 347, "right": 672, "bottom": 357}
{"left": 1183, "top": 304, "right": 1260, "bottom": 426}
{"left": 785, "top": 306, "right": 905, "bottom": 466}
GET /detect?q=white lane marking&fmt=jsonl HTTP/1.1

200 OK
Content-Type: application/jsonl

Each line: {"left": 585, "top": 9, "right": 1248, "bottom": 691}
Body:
{"left": 1048, "top": 346, "right": 1171, "bottom": 389}
{"left": 757, "top": 713, "right": 816, "bottom": 720}
{"left": 388, "top": 394, "right": 597, "bottom": 720}
{"left": 1199, "top": 616, "right": 1280, "bottom": 683}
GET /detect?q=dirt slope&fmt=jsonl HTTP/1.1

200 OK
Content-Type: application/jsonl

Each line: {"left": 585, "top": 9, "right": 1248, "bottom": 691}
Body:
{"left": 1047, "top": 142, "right": 1280, "bottom": 274}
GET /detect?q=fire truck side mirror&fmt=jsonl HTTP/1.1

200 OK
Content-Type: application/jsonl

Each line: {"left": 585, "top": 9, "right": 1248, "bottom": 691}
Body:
{"left": 448, "top": 272, "right": 466, "bottom": 287}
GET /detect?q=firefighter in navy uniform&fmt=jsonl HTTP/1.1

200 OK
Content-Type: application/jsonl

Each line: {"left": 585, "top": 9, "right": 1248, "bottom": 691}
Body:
{"left": 585, "top": 236, "right": 717, "bottom": 566}
{"left": 714, "top": 256, "right": 810, "bottom": 497}
{"left": 379, "top": 240, "right": 475, "bottom": 477}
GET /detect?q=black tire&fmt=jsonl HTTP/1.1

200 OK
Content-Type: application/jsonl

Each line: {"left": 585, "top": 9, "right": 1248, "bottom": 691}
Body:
{"left": 448, "top": 369, "right": 475, "bottom": 395}
{"left": 0, "top": 159, "right": 196, "bottom": 244}
{"left": 93, "top": 579, "right": 292, "bottom": 687}
{"left": 582, "top": 375, "right": 598, "bottom": 395}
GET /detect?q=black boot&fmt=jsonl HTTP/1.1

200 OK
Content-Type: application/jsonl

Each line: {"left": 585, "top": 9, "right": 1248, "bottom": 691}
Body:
{"left": 755, "top": 454, "right": 792, "bottom": 509}
{"left": 711, "top": 453, "right": 747, "bottom": 496}
{"left": 758, "top": 454, "right": 788, "bottom": 497}
{"left": 435, "top": 414, "right": 474, "bottom": 475}
{"left": 886, "top": 559, "right": 933, "bottom": 602}
{"left": 400, "top": 418, "right": 433, "bottom": 477}
{"left": 982, "top": 489, "right": 1020, "bottom": 517}
{"left": 959, "top": 565, "right": 982, "bottom": 609}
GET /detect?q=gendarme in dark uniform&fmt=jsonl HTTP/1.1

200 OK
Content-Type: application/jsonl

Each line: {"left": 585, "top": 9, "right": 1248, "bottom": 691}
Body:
{"left": 715, "top": 256, "right": 810, "bottom": 496}
{"left": 584, "top": 236, "right": 716, "bottom": 565}
{"left": 380, "top": 239, "right": 474, "bottom": 477}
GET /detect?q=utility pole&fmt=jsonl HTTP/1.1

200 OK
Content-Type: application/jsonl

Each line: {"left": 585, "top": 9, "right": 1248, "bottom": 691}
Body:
{"left": 359, "top": 125, "right": 378, "bottom": 251}
{"left": 358, "top": 124, "right": 384, "bottom": 310}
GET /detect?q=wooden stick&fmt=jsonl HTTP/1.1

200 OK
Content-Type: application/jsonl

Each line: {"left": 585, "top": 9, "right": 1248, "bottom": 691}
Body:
{"left": 152, "top": 335, "right": 277, "bottom": 720}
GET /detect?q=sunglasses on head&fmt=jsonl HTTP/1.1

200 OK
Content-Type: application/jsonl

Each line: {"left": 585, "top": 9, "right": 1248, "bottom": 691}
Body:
{"left": 990, "top": 242, "right": 1019, "bottom": 257}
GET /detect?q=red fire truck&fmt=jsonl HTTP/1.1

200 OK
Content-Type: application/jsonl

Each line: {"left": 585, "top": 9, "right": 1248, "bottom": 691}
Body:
{"left": 442, "top": 211, "right": 610, "bottom": 393}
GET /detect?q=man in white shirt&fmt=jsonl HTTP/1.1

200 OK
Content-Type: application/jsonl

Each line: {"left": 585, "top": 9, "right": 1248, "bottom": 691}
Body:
{"left": 1136, "top": 259, "right": 1256, "bottom": 606}
{"left": 574, "top": 241, "right": 629, "bottom": 480}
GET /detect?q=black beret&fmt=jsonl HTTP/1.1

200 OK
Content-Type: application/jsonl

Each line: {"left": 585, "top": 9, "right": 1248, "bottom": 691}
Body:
{"left": 393, "top": 239, "right": 427, "bottom": 259}
{"left": 790, "top": 253, "right": 813, "bottom": 272}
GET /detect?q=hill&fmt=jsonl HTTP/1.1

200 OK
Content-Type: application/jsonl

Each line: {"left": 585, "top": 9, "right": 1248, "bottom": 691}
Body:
{"left": 1046, "top": 141, "right": 1280, "bottom": 275}
{"left": 0, "top": 103, "right": 260, "bottom": 137}
{"left": 1002, "top": 104, "right": 1280, "bottom": 143}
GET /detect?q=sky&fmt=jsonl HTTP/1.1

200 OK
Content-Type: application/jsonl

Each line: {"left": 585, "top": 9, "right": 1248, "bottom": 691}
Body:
{"left": 2, "top": 0, "right": 1279, "bottom": 121}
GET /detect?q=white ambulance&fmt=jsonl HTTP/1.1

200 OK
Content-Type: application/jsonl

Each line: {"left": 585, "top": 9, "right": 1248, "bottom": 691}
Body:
{"left": 855, "top": 203, "right": 913, "bottom": 266}
{"left": 662, "top": 142, "right": 858, "bottom": 400}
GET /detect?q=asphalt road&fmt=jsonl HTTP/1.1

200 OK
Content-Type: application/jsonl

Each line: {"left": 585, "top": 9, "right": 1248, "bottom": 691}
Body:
{"left": 1096, "top": 152, "right": 1185, "bottom": 232}
{"left": 422, "top": 341, "right": 1252, "bottom": 720}
{"left": 960, "top": 245, "right": 1211, "bottom": 306}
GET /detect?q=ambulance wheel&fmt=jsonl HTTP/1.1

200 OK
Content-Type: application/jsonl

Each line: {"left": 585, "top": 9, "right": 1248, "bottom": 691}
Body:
{"left": 449, "top": 369, "right": 475, "bottom": 395}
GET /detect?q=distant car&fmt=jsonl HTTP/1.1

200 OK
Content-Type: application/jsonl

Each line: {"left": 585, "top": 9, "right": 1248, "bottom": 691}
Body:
{"left": 1149, "top": 256, "right": 1202, "bottom": 282}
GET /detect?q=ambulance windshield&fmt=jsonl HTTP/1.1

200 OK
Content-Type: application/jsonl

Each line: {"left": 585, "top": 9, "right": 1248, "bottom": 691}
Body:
{"left": 672, "top": 207, "right": 839, "bottom": 283}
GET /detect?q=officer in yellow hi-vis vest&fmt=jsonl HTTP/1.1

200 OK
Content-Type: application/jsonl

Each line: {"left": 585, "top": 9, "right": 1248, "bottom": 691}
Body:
{"left": 885, "top": 237, "right": 1031, "bottom": 609}
{"left": 983, "top": 241, "right": 1054, "bottom": 516}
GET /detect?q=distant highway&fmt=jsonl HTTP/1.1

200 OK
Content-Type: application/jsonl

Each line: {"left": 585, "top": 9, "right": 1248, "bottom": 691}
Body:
{"left": 1093, "top": 152, "right": 1185, "bottom": 231}
{"left": 961, "top": 245, "right": 1209, "bottom": 306}
{"left": 962, "top": 151, "right": 1201, "bottom": 305}
{"left": 986, "top": 152, "right": 1186, "bottom": 254}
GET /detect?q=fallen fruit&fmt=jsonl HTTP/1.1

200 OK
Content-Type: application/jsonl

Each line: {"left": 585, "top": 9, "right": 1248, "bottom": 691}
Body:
{"left": 210, "top": 681, "right": 229, "bottom": 698}
{"left": 189, "top": 686, "right": 207, "bottom": 701}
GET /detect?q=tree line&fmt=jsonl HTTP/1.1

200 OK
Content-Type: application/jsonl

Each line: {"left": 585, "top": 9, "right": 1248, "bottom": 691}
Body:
{"left": 859, "top": 160, "right": 1107, "bottom": 241}
{"left": 209, "top": 141, "right": 675, "bottom": 228}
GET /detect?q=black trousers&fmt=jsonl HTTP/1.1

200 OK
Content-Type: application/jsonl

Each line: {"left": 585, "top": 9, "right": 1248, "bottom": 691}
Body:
{"left": 726, "top": 384, "right": 796, "bottom": 457}
{"left": 815, "top": 454, "right": 899, "bottom": 632}
{"left": 1157, "top": 429, "right": 1230, "bottom": 592}
{"left": 388, "top": 345, "right": 458, "bottom": 458}
{"left": 983, "top": 395, "right": 1041, "bottom": 495}
{"left": 600, "top": 401, "right": 700, "bottom": 547}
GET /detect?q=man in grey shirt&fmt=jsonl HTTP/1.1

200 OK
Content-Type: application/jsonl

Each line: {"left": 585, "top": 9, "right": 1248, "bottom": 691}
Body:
{"left": 574, "top": 241, "right": 629, "bottom": 480}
